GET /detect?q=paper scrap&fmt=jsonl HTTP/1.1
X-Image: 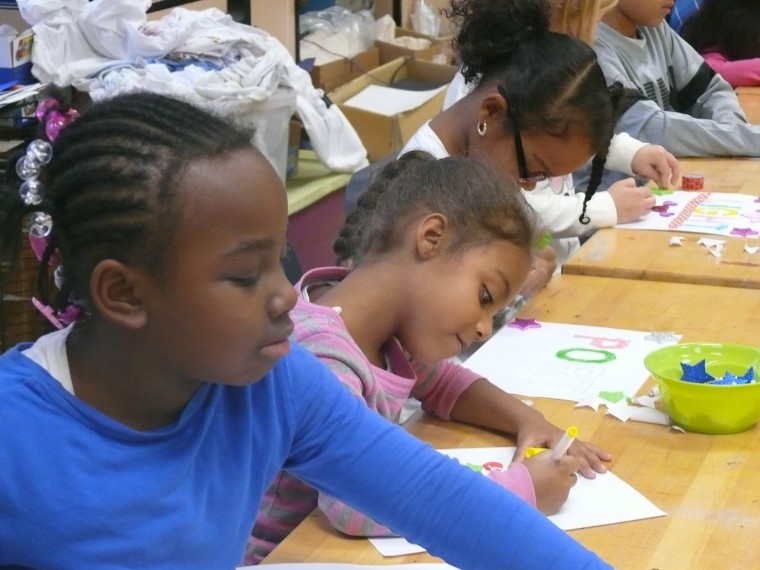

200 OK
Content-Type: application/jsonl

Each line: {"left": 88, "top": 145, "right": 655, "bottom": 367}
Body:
{"left": 697, "top": 237, "right": 725, "bottom": 248}
{"left": 606, "top": 402, "right": 670, "bottom": 426}
{"left": 669, "top": 236, "right": 685, "bottom": 246}
{"left": 627, "top": 406, "right": 670, "bottom": 425}
{"left": 368, "top": 537, "right": 426, "bottom": 557}
{"left": 745, "top": 244, "right": 759, "bottom": 254}
{"left": 697, "top": 237, "right": 725, "bottom": 258}
{"left": 631, "top": 394, "right": 659, "bottom": 409}
{"left": 574, "top": 394, "right": 601, "bottom": 412}
{"left": 644, "top": 331, "right": 680, "bottom": 344}
{"left": 605, "top": 402, "right": 635, "bottom": 422}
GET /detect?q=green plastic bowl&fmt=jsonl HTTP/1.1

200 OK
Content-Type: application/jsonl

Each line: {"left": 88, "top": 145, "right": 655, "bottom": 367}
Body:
{"left": 644, "top": 342, "right": 760, "bottom": 434}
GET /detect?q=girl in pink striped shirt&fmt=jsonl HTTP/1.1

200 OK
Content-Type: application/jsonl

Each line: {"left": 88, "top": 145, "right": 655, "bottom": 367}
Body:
{"left": 245, "top": 153, "right": 611, "bottom": 564}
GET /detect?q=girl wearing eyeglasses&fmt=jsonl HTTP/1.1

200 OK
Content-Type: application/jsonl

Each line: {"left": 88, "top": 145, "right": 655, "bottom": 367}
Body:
{"left": 413, "top": 0, "right": 678, "bottom": 271}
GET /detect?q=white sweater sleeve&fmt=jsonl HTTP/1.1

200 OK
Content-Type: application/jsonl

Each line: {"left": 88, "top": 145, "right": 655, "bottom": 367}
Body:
{"left": 605, "top": 132, "right": 647, "bottom": 175}
{"left": 522, "top": 184, "right": 617, "bottom": 238}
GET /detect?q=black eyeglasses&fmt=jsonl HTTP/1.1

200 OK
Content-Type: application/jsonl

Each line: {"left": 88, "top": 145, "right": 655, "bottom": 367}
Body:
{"left": 498, "top": 85, "right": 550, "bottom": 186}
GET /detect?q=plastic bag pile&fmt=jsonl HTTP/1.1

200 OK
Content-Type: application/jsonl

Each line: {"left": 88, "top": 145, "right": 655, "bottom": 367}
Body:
{"left": 17, "top": 0, "right": 368, "bottom": 174}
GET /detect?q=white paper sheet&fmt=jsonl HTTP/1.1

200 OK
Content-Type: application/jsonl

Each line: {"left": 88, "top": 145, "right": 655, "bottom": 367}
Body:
{"left": 342, "top": 84, "right": 447, "bottom": 116}
{"left": 462, "top": 322, "right": 678, "bottom": 401}
{"left": 370, "top": 447, "right": 665, "bottom": 558}
{"left": 242, "top": 562, "right": 457, "bottom": 570}
{"left": 616, "top": 191, "right": 760, "bottom": 237}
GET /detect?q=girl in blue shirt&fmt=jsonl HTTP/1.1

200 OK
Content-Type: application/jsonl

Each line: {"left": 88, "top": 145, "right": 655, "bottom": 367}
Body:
{"left": 0, "top": 90, "right": 612, "bottom": 569}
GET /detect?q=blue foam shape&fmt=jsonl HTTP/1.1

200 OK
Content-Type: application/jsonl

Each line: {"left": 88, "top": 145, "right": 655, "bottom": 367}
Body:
{"left": 737, "top": 366, "right": 755, "bottom": 384}
{"left": 681, "top": 359, "right": 714, "bottom": 383}
{"left": 707, "top": 366, "right": 756, "bottom": 385}
{"left": 711, "top": 373, "right": 738, "bottom": 385}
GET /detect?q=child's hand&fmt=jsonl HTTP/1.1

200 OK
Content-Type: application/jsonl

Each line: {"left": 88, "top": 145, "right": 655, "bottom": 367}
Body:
{"left": 522, "top": 454, "right": 581, "bottom": 515}
{"left": 631, "top": 144, "right": 680, "bottom": 189}
{"left": 565, "top": 438, "right": 611, "bottom": 479}
{"left": 609, "top": 178, "right": 656, "bottom": 223}
{"left": 512, "top": 417, "right": 612, "bottom": 479}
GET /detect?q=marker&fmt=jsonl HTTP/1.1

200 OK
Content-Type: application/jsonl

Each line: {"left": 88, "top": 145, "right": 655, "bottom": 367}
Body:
{"left": 549, "top": 426, "right": 578, "bottom": 461}
{"left": 536, "top": 232, "right": 553, "bottom": 249}
{"left": 525, "top": 447, "right": 547, "bottom": 459}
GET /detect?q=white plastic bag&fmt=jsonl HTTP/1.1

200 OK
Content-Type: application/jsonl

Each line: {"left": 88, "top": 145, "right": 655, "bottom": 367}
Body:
{"left": 410, "top": 0, "right": 441, "bottom": 36}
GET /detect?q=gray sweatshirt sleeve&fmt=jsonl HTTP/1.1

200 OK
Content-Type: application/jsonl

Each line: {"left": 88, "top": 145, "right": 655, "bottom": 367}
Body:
{"left": 664, "top": 25, "right": 747, "bottom": 123}
{"left": 574, "top": 99, "right": 760, "bottom": 194}
{"left": 591, "top": 22, "right": 760, "bottom": 159}
{"left": 616, "top": 99, "right": 760, "bottom": 157}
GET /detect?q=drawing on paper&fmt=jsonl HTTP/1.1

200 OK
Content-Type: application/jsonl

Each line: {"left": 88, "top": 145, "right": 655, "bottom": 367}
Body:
{"left": 462, "top": 322, "right": 679, "bottom": 401}
{"left": 617, "top": 191, "right": 760, "bottom": 237}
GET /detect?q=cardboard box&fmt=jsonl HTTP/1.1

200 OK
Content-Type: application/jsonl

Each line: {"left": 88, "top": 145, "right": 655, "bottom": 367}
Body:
{"left": 0, "top": 28, "right": 34, "bottom": 84}
{"left": 329, "top": 57, "right": 457, "bottom": 161}
{"left": 375, "top": 27, "right": 453, "bottom": 65}
{"left": 309, "top": 47, "right": 380, "bottom": 94}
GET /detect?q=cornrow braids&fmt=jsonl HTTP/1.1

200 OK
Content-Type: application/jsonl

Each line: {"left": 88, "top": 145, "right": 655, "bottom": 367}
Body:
{"left": 333, "top": 155, "right": 417, "bottom": 265}
{"left": 447, "top": 0, "right": 618, "bottom": 167}
{"left": 578, "top": 81, "right": 625, "bottom": 224}
{"left": 0, "top": 91, "right": 254, "bottom": 312}
{"left": 334, "top": 152, "right": 538, "bottom": 266}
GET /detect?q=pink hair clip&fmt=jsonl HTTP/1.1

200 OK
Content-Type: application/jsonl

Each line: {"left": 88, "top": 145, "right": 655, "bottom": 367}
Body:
{"left": 23, "top": 98, "right": 85, "bottom": 330}
{"left": 31, "top": 297, "right": 84, "bottom": 330}
{"left": 44, "top": 109, "right": 79, "bottom": 142}
{"left": 35, "top": 98, "right": 79, "bottom": 142}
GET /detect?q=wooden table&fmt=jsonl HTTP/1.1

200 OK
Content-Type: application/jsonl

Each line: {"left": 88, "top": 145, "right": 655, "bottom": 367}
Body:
{"left": 563, "top": 158, "right": 760, "bottom": 288}
{"left": 674, "top": 157, "right": 760, "bottom": 195}
{"left": 563, "top": 228, "right": 760, "bottom": 288}
{"left": 737, "top": 86, "right": 760, "bottom": 124}
{"left": 264, "top": 275, "right": 760, "bottom": 570}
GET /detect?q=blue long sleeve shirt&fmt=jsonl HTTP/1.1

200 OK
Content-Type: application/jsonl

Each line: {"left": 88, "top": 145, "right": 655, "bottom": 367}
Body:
{"left": 0, "top": 342, "right": 612, "bottom": 570}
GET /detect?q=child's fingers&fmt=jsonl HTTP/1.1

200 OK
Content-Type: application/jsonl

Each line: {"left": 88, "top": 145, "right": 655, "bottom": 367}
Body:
{"left": 511, "top": 443, "right": 530, "bottom": 464}
{"left": 650, "top": 160, "right": 672, "bottom": 188}
{"left": 557, "top": 455, "right": 583, "bottom": 479}
{"left": 568, "top": 441, "right": 611, "bottom": 479}
{"left": 644, "top": 148, "right": 680, "bottom": 188}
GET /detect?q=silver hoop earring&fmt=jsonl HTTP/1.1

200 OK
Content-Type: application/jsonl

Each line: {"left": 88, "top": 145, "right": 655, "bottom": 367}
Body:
{"left": 477, "top": 121, "right": 487, "bottom": 136}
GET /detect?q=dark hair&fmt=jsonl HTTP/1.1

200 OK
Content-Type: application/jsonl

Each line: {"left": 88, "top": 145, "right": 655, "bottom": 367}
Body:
{"left": 681, "top": 0, "right": 760, "bottom": 61}
{"left": 334, "top": 151, "right": 538, "bottom": 265}
{"left": 446, "top": 0, "right": 621, "bottom": 224}
{"left": 0, "top": 90, "right": 254, "bottom": 313}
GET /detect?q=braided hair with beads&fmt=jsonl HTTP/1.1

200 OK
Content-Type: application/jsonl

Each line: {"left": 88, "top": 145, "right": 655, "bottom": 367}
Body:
{"left": 0, "top": 90, "right": 255, "bottom": 323}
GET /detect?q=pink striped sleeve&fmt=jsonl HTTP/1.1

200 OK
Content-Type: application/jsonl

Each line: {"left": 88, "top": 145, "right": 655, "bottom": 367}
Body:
{"left": 486, "top": 463, "right": 537, "bottom": 507}
{"left": 317, "top": 491, "right": 397, "bottom": 537}
{"left": 411, "top": 359, "right": 482, "bottom": 420}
